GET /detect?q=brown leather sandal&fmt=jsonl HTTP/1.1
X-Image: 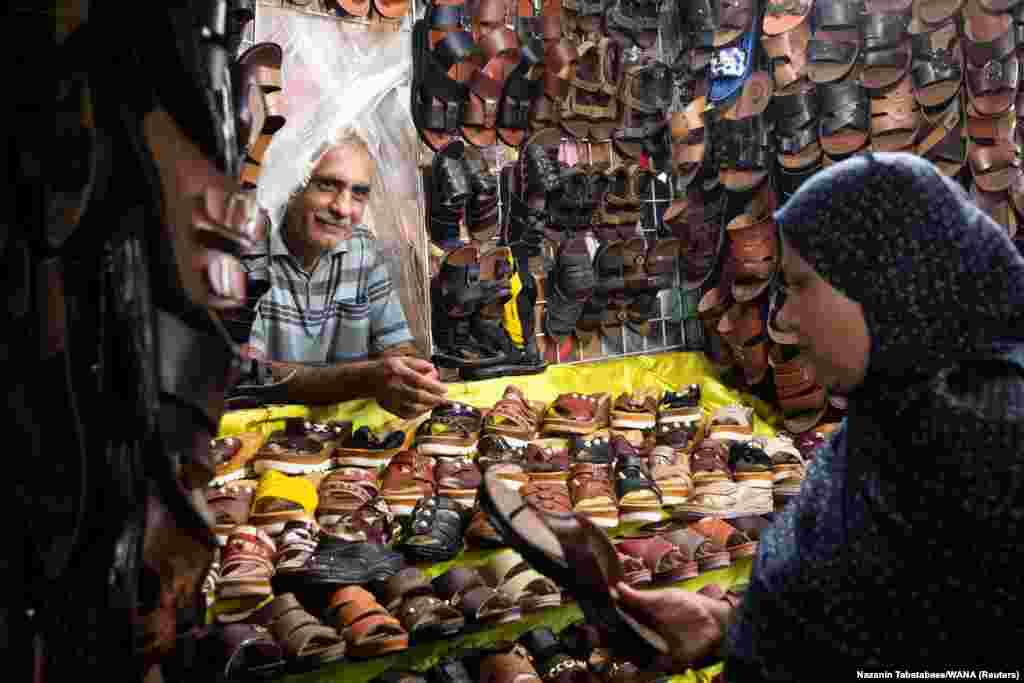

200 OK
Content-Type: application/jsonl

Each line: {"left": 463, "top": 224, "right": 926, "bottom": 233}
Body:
{"left": 542, "top": 392, "right": 612, "bottom": 435}
{"left": 870, "top": 72, "right": 922, "bottom": 151}
{"left": 727, "top": 213, "right": 777, "bottom": 303}
{"left": 330, "top": 585, "right": 409, "bottom": 658}
{"left": 972, "top": 183, "right": 1018, "bottom": 236}
{"left": 561, "top": 37, "right": 621, "bottom": 140}
{"left": 484, "top": 385, "right": 546, "bottom": 442}
{"left": 761, "top": 18, "right": 811, "bottom": 92}
{"left": 531, "top": 40, "right": 578, "bottom": 132}
{"left": 770, "top": 347, "right": 828, "bottom": 433}
{"left": 718, "top": 302, "right": 770, "bottom": 386}
{"left": 670, "top": 78, "right": 709, "bottom": 188}
{"left": 917, "top": 93, "right": 966, "bottom": 175}
{"left": 255, "top": 593, "right": 347, "bottom": 666}
{"left": 613, "top": 61, "right": 673, "bottom": 160}
{"left": 463, "top": 27, "right": 521, "bottom": 148}
{"left": 969, "top": 140, "right": 1022, "bottom": 192}
{"left": 432, "top": 566, "right": 522, "bottom": 624}
{"left": 380, "top": 567, "right": 466, "bottom": 640}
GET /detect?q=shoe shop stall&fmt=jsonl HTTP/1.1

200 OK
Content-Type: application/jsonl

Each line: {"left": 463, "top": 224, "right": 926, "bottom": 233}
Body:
{"left": 185, "top": 0, "right": 1019, "bottom": 681}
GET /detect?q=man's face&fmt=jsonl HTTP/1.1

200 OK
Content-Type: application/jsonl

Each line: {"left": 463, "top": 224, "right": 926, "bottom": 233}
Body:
{"left": 289, "top": 142, "right": 374, "bottom": 253}
{"left": 773, "top": 240, "right": 871, "bottom": 393}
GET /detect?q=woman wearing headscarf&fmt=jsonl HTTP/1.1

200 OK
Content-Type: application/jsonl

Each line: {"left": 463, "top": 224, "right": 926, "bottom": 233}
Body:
{"left": 613, "top": 152, "right": 1024, "bottom": 676}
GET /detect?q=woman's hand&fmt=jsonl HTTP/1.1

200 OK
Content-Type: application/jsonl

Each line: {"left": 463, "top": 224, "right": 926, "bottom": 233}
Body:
{"left": 613, "top": 582, "right": 732, "bottom": 673}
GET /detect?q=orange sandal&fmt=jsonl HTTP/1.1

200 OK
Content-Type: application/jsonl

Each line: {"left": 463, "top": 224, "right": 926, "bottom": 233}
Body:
{"left": 330, "top": 585, "right": 409, "bottom": 658}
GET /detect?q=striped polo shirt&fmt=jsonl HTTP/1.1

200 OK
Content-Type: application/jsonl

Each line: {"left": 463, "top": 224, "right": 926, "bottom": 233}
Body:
{"left": 247, "top": 225, "right": 413, "bottom": 364}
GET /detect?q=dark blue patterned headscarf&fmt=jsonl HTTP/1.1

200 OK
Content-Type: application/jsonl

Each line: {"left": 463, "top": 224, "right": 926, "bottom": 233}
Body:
{"left": 775, "top": 152, "right": 1024, "bottom": 381}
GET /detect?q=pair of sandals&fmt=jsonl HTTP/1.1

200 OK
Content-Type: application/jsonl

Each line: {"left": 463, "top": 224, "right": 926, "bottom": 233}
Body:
{"left": 430, "top": 141, "right": 499, "bottom": 247}
{"left": 412, "top": 0, "right": 546, "bottom": 152}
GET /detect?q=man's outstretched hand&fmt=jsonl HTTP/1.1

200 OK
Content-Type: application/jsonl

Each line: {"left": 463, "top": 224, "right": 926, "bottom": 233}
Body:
{"left": 611, "top": 582, "right": 732, "bottom": 674}
{"left": 376, "top": 356, "right": 447, "bottom": 419}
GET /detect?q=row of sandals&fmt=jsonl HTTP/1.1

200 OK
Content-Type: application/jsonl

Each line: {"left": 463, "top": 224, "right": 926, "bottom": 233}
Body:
{"left": 176, "top": 597, "right": 740, "bottom": 682}
{"left": 673, "top": 0, "right": 1024, "bottom": 233}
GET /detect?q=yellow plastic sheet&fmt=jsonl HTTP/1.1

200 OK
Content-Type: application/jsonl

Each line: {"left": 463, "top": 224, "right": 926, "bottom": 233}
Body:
{"left": 217, "top": 351, "right": 781, "bottom": 438}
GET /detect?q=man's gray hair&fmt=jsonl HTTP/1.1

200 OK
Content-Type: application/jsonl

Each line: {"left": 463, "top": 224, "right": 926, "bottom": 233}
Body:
{"left": 297, "top": 126, "right": 375, "bottom": 192}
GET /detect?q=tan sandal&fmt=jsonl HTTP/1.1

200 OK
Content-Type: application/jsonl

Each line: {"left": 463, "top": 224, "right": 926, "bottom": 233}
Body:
{"left": 330, "top": 586, "right": 409, "bottom": 658}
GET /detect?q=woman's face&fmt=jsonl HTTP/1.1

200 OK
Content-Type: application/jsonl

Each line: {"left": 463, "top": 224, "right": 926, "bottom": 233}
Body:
{"left": 773, "top": 240, "right": 871, "bottom": 393}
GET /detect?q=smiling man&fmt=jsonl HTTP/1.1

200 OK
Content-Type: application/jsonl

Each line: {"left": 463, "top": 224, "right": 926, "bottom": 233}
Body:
{"left": 247, "top": 128, "right": 447, "bottom": 418}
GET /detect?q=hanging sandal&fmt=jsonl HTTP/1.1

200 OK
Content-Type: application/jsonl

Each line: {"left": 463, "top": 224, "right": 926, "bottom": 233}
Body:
{"left": 806, "top": 0, "right": 863, "bottom": 84}
{"left": 497, "top": 32, "right": 545, "bottom": 147}
{"left": 612, "top": 61, "right": 673, "bottom": 160}
{"left": 969, "top": 140, "right": 1022, "bottom": 192}
{"left": 917, "top": 93, "right": 966, "bottom": 175}
{"left": 479, "top": 468, "right": 671, "bottom": 664}
{"left": 727, "top": 213, "right": 777, "bottom": 303}
{"left": 870, "top": 72, "right": 922, "bottom": 152}
{"left": 463, "top": 25, "right": 521, "bottom": 148}
{"left": 670, "top": 78, "right": 710, "bottom": 187}
{"left": 480, "top": 550, "right": 563, "bottom": 612}
{"left": 761, "top": 18, "right": 811, "bottom": 91}
{"left": 818, "top": 79, "right": 871, "bottom": 156}
{"left": 911, "top": 19, "right": 963, "bottom": 107}
{"left": 411, "top": 18, "right": 476, "bottom": 152}
{"left": 860, "top": 12, "right": 913, "bottom": 90}
{"left": 771, "top": 347, "right": 828, "bottom": 433}
{"left": 330, "top": 585, "right": 409, "bottom": 658}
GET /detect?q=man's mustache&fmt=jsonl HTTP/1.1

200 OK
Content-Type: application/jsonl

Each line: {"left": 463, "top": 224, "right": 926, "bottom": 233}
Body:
{"left": 314, "top": 211, "right": 351, "bottom": 228}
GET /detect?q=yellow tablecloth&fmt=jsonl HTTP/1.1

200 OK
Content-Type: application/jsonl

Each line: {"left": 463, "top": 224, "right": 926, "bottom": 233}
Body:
{"left": 217, "top": 351, "right": 779, "bottom": 438}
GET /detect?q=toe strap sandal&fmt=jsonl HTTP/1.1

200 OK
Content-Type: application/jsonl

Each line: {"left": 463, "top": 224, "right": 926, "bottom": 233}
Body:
{"left": 807, "top": 27, "right": 862, "bottom": 84}
{"left": 761, "top": 19, "right": 811, "bottom": 91}
{"left": 320, "top": 497, "right": 401, "bottom": 547}
{"left": 870, "top": 73, "right": 921, "bottom": 152}
{"left": 380, "top": 567, "right": 465, "bottom": 640}
{"left": 208, "top": 483, "right": 257, "bottom": 538}
{"left": 399, "top": 495, "right": 468, "bottom": 563}
{"left": 531, "top": 41, "right": 578, "bottom": 131}
{"left": 616, "top": 534, "right": 698, "bottom": 583}
{"left": 480, "top": 550, "right": 563, "bottom": 612}
{"left": 274, "top": 520, "right": 319, "bottom": 574}
{"left": 770, "top": 348, "right": 828, "bottom": 433}
{"left": 568, "top": 463, "right": 619, "bottom": 528}
{"left": 690, "top": 439, "right": 733, "bottom": 483}
{"left": 257, "top": 593, "right": 348, "bottom": 666}
{"left": 523, "top": 480, "right": 575, "bottom": 514}
{"left": 432, "top": 566, "right": 521, "bottom": 624}
{"left": 860, "top": 12, "right": 912, "bottom": 90}
{"left": 973, "top": 184, "right": 1018, "bottom": 236}
{"left": 479, "top": 468, "right": 671, "bottom": 664}
{"left": 468, "top": 505, "right": 509, "bottom": 547}
{"left": 817, "top": 79, "right": 870, "bottom": 156}
{"left": 542, "top": 392, "right": 611, "bottom": 435}
{"left": 330, "top": 586, "right": 409, "bottom": 658}
{"left": 911, "top": 20, "right": 963, "bottom": 108}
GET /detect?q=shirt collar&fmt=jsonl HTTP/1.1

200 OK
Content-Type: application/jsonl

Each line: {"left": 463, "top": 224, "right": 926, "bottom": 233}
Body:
{"left": 269, "top": 223, "right": 353, "bottom": 261}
